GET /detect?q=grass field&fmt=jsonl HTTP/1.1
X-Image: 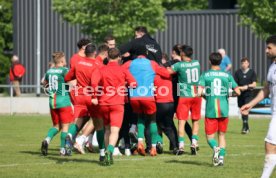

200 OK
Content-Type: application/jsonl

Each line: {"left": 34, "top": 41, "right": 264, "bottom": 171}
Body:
{"left": 0, "top": 115, "right": 275, "bottom": 178}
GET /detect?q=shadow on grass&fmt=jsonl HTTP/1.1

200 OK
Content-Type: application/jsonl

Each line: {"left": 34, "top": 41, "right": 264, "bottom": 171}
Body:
{"left": 165, "top": 159, "right": 211, "bottom": 167}
{"left": 20, "top": 150, "right": 100, "bottom": 165}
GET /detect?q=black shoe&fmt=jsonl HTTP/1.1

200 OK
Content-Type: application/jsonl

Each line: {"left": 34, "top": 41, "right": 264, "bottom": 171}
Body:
{"left": 172, "top": 148, "right": 179, "bottom": 155}
{"left": 41, "top": 140, "right": 48, "bottom": 156}
{"left": 175, "top": 147, "right": 184, "bottom": 155}
{"left": 190, "top": 144, "right": 197, "bottom": 155}
{"left": 241, "top": 127, "right": 250, "bottom": 134}
{"left": 145, "top": 147, "right": 150, "bottom": 154}
{"left": 156, "top": 142, "right": 163, "bottom": 154}
{"left": 99, "top": 155, "right": 105, "bottom": 165}
{"left": 65, "top": 135, "right": 73, "bottom": 156}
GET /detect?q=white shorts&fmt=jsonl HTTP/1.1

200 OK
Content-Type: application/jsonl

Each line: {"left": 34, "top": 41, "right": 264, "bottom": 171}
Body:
{"left": 265, "top": 116, "right": 276, "bottom": 145}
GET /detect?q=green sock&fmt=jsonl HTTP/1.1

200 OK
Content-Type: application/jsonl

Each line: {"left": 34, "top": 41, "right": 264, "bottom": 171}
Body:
{"left": 207, "top": 139, "right": 218, "bottom": 149}
{"left": 178, "top": 137, "right": 184, "bottom": 142}
{"left": 192, "top": 135, "right": 199, "bottom": 141}
{"left": 46, "top": 127, "right": 59, "bottom": 140}
{"left": 107, "top": 145, "right": 114, "bottom": 153}
{"left": 68, "top": 124, "right": 78, "bottom": 137}
{"left": 157, "top": 133, "right": 163, "bottom": 144}
{"left": 150, "top": 123, "right": 159, "bottom": 144}
{"left": 60, "top": 132, "right": 67, "bottom": 148}
{"left": 219, "top": 148, "right": 226, "bottom": 157}
{"left": 137, "top": 118, "right": 145, "bottom": 139}
{"left": 96, "top": 129, "right": 105, "bottom": 149}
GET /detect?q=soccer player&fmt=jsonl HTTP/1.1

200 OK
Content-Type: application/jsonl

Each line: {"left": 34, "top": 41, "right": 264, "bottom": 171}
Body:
{"left": 64, "top": 44, "right": 104, "bottom": 160}
{"left": 95, "top": 44, "right": 109, "bottom": 65}
{"left": 123, "top": 46, "right": 170, "bottom": 156}
{"left": 241, "top": 35, "right": 276, "bottom": 178}
{"left": 154, "top": 69, "right": 178, "bottom": 154}
{"left": 168, "top": 45, "right": 202, "bottom": 155}
{"left": 41, "top": 52, "right": 73, "bottom": 156}
{"left": 97, "top": 48, "right": 137, "bottom": 165}
{"left": 234, "top": 57, "right": 257, "bottom": 134}
{"left": 198, "top": 52, "right": 240, "bottom": 166}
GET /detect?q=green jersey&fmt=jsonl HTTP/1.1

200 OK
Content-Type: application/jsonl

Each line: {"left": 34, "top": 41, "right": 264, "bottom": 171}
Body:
{"left": 199, "top": 69, "right": 238, "bottom": 118}
{"left": 45, "top": 67, "right": 71, "bottom": 109}
{"left": 171, "top": 60, "right": 200, "bottom": 97}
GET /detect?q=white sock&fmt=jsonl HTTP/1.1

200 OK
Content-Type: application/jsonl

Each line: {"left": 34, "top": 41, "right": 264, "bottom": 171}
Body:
{"left": 152, "top": 144, "right": 156, "bottom": 148}
{"left": 87, "top": 134, "right": 93, "bottom": 144}
{"left": 100, "top": 149, "right": 105, "bottom": 156}
{"left": 138, "top": 138, "right": 143, "bottom": 142}
{"left": 45, "top": 137, "right": 51, "bottom": 144}
{"left": 179, "top": 141, "right": 184, "bottom": 148}
{"left": 261, "top": 154, "right": 276, "bottom": 178}
{"left": 192, "top": 139, "right": 197, "bottom": 145}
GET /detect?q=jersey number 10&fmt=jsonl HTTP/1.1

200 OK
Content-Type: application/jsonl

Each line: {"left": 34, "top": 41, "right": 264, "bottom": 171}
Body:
{"left": 186, "top": 68, "right": 199, "bottom": 83}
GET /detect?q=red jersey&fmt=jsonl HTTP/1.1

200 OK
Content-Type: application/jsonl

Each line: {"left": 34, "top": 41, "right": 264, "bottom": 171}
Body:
{"left": 9, "top": 62, "right": 26, "bottom": 81}
{"left": 65, "top": 57, "right": 101, "bottom": 97}
{"left": 70, "top": 53, "right": 85, "bottom": 69}
{"left": 154, "top": 75, "right": 173, "bottom": 103}
{"left": 98, "top": 61, "right": 137, "bottom": 105}
{"left": 95, "top": 56, "right": 104, "bottom": 67}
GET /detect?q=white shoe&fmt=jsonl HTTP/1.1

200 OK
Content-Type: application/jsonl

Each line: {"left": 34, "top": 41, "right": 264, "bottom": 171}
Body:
{"left": 213, "top": 147, "right": 220, "bottom": 166}
{"left": 125, "top": 149, "right": 131, "bottom": 156}
{"left": 113, "top": 147, "right": 122, "bottom": 156}
{"left": 60, "top": 148, "right": 66, "bottom": 156}
{"left": 74, "top": 142, "right": 85, "bottom": 154}
{"left": 218, "top": 156, "right": 224, "bottom": 166}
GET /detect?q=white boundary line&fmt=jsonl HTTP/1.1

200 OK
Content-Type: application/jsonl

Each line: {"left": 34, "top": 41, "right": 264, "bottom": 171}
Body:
{"left": 0, "top": 152, "right": 264, "bottom": 168}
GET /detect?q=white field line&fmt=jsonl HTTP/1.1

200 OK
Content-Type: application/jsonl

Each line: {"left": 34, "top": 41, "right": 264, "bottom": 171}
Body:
{"left": 0, "top": 152, "right": 264, "bottom": 168}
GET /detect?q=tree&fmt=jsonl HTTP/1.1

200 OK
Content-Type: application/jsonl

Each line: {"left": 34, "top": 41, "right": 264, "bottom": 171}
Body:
{"left": 162, "top": 0, "right": 208, "bottom": 11}
{"left": 53, "top": 0, "right": 166, "bottom": 44}
{"left": 0, "top": 0, "right": 13, "bottom": 89}
{"left": 238, "top": 0, "right": 276, "bottom": 39}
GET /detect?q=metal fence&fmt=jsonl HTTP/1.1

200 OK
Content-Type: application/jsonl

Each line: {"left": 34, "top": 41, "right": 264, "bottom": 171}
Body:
{"left": 13, "top": 1, "right": 268, "bottom": 95}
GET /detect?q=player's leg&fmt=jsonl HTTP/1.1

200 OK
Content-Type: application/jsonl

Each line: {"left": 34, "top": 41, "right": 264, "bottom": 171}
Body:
{"left": 217, "top": 117, "right": 229, "bottom": 166}
{"left": 238, "top": 96, "right": 248, "bottom": 134}
{"left": 119, "top": 106, "right": 131, "bottom": 156}
{"left": 95, "top": 105, "right": 107, "bottom": 162}
{"left": 176, "top": 98, "right": 189, "bottom": 155}
{"left": 74, "top": 119, "right": 94, "bottom": 154}
{"left": 243, "top": 95, "right": 252, "bottom": 133}
{"left": 59, "top": 106, "right": 74, "bottom": 156}
{"left": 184, "top": 122, "right": 193, "bottom": 144}
{"left": 41, "top": 108, "right": 60, "bottom": 156}
{"left": 104, "top": 105, "right": 124, "bottom": 166}
{"left": 205, "top": 118, "right": 220, "bottom": 166}
{"left": 190, "top": 97, "right": 202, "bottom": 155}
{"left": 261, "top": 116, "right": 276, "bottom": 178}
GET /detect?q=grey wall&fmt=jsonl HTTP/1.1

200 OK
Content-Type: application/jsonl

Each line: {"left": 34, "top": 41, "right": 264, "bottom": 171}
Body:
{"left": 154, "top": 10, "right": 268, "bottom": 84}
{"left": 13, "top": 1, "right": 268, "bottom": 90}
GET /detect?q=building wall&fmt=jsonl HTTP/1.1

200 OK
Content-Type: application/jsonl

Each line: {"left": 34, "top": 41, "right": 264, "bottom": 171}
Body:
{"left": 13, "top": 1, "right": 268, "bottom": 89}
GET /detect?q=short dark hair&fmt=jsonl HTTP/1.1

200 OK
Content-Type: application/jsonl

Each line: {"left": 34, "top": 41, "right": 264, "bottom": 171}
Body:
{"left": 77, "top": 38, "right": 91, "bottom": 49}
{"left": 84, "top": 44, "right": 97, "bottom": 57}
{"left": 108, "top": 48, "right": 121, "bottom": 60}
{"left": 104, "top": 35, "right": 115, "bottom": 43}
{"left": 134, "top": 26, "right": 148, "bottom": 34}
{"left": 172, "top": 44, "right": 182, "bottom": 56}
{"left": 97, "top": 44, "right": 109, "bottom": 53}
{"left": 181, "top": 45, "right": 193, "bottom": 58}
{"left": 241, "top": 57, "right": 250, "bottom": 63}
{"left": 162, "top": 53, "right": 169, "bottom": 62}
{"left": 266, "top": 35, "right": 276, "bottom": 45}
{"left": 209, "top": 52, "right": 222, "bottom": 66}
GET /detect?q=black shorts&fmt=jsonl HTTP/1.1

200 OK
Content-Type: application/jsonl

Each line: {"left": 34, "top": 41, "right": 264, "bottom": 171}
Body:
{"left": 238, "top": 94, "right": 253, "bottom": 108}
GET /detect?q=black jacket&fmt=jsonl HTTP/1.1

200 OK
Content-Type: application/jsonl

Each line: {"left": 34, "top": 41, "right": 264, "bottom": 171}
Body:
{"left": 120, "top": 34, "right": 162, "bottom": 64}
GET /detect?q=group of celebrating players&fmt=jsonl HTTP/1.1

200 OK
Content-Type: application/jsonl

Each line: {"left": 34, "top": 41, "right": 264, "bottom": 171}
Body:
{"left": 39, "top": 26, "right": 276, "bottom": 176}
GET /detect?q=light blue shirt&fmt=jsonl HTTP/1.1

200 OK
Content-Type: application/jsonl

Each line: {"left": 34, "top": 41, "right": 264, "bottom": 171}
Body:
{"left": 220, "top": 55, "right": 231, "bottom": 72}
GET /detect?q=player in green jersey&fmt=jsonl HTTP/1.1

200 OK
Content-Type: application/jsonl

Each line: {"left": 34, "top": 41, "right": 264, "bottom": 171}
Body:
{"left": 41, "top": 52, "right": 73, "bottom": 156}
{"left": 169, "top": 45, "right": 202, "bottom": 155}
{"left": 198, "top": 52, "right": 240, "bottom": 166}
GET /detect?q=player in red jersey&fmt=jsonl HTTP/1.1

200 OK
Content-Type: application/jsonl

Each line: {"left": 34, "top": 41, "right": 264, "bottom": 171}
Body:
{"left": 97, "top": 48, "right": 137, "bottom": 165}
{"left": 64, "top": 44, "right": 104, "bottom": 160}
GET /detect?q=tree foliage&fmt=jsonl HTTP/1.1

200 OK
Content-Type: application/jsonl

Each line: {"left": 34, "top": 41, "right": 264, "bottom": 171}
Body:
{"left": 53, "top": 0, "right": 166, "bottom": 44}
{"left": 238, "top": 0, "right": 276, "bottom": 39}
{"left": 0, "top": 0, "right": 13, "bottom": 87}
{"left": 162, "top": 0, "right": 208, "bottom": 11}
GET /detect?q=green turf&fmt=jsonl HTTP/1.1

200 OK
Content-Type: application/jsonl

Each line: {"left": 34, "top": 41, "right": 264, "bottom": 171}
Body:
{"left": 0, "top": 115, "right": 275, "bottom": 178}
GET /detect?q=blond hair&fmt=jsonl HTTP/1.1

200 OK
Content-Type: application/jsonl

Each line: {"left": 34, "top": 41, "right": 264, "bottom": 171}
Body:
{"left": 52, "top": 51, "right": 65, "bottom": 64}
